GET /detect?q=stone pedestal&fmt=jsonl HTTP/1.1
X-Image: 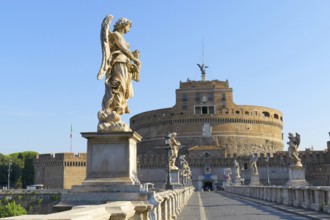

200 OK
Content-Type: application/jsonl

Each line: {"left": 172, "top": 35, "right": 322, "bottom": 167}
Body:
{"left": 249, "top": 173, "right": 261, "bottom": 186}
{"left": 224, "top": 179, "right": 232, "bottom": 187}
{"left": 232, "top": 177, "right": 241, "bottom": 186}
{"left": 169, "top": 170, "right": 182, "bottom": 189}
{"left": 286, "top": 165, "right": 309, "bottom": 187}
{"left": 81, "top": 131, "right": 141, "bottom": 185}
{"left": 56, "top": 131, "right": 145, "bottom": 209}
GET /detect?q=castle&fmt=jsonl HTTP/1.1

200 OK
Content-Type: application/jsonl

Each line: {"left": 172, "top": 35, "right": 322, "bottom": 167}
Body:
{"left": 33, "top": 72, "right": 330, "bottom": 190}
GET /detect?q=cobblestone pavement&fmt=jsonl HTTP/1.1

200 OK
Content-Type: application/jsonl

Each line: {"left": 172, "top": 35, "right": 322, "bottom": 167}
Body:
{"left": 178, "top": 191, "right": 330, "bottom": 220}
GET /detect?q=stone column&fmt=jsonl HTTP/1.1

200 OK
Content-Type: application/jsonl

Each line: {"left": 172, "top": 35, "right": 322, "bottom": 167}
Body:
{"left": 81, "top": 131, "right": 141, "bottom": 186}
{"left": 286, "top": 165, "right": 309, "bottom": 187}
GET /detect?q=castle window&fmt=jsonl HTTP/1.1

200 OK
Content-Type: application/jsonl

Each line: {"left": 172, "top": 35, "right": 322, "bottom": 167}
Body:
{"left": 274, "top": 114, "right": 279, "bottom": 119}
{"left": 208, "top": 93, "right": 213, "bottom": 102}
{"left": 182, "top": 103, "right": 187, "bottom": 110}
{"left": 222, "top": 93, "right": 226, "bottom": 101}
{"left": 209, "top": 106, "right": 214, "bottom": 114}
{"left": 202, "top": 106, "right": 208, "bottom": 114}
{"left": 245, "top": 111, "right": 249, "bottom": 115}
{"left": 195, "top": 105, "right": 215, "bottom": 115}
{"left": 262, "top": 111, "right": 270, "bottom": 117}
{"left": 195, "top": 106, "right": 201, "bottom": 114}
{"left": 195, "top": 93, "right": 201, "bottom": 102}
{"left": 182, "top": 93, "right": 187, "bottom": 102}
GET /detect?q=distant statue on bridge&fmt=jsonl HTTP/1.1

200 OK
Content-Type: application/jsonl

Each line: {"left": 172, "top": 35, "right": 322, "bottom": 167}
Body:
{"left": 180, "top": 155, "right": 192, "bottom": 178}
{"left": 250, "top": 153, "right": 258, "bottom": 175}
{"left": 169, "top": 132, "right": 181, "bottom": 170}
{"left": 288, "top": 132, "right": 302, "bottom": 167}
{"left": 233, "top": 159, "right": 241, "bottom": 179}
{"left": 96, "top": 15, "right": 141, "bottom": 132}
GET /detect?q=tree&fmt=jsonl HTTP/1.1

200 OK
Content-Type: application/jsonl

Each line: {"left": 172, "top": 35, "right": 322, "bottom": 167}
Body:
{"left": 0, "top": 201, "right": 27, "bottom": 217}
{"left": 0, "top": 151, "right": 38, "bottom": 188}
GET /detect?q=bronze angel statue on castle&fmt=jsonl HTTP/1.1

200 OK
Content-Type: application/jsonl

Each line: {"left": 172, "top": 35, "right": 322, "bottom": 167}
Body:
{"left": 96, "top": 15, "right": 141, "bottom": 132}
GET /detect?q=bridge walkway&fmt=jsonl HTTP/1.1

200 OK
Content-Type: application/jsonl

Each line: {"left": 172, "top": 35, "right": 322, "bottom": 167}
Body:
{"left": 177, "top": 191, "right": 330, "bottom": 220}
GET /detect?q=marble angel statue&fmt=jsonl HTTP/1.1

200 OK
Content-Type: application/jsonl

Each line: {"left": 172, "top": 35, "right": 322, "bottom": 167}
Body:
{"left": 96, "top": 15, "right": 141, "bottom": 132}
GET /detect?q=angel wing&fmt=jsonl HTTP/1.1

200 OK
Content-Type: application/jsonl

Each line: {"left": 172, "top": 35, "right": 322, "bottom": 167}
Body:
{"left": 97, "top": 15, "right": 114, "bottom": 80}
{"left": 295, "top": 133, "right": 301, "bottom": 148}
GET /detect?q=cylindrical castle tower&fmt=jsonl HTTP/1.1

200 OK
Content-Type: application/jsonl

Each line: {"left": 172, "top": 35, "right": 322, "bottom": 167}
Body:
{"left": 130, "top": 79, "right": 283, "bottom": 157}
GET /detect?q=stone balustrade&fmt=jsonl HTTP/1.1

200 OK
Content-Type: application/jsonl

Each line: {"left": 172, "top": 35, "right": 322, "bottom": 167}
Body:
{"left": 226, "top": 185, "right": 330, "bottom": 213}
{"left": 3, "top": 186, "right": 194, "bottom": 220}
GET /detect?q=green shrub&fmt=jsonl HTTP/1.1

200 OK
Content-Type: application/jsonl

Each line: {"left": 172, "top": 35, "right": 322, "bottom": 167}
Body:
{"left": 51, "top": 194, "right": 60, "bottom": 201}
{"left": 0, "top": 201, "right": 27, "bottom": 217}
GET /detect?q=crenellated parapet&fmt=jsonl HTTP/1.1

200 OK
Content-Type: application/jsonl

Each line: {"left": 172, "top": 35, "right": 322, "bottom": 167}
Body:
{"left": 34, "top": 153, "right": 87, "bottom": 167}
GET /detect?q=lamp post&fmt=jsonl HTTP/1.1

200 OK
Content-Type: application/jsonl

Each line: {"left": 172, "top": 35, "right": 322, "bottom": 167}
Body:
{"left": 8, "top": 160, "right": 12, "bottom": 189}
{"left": 165, "top": 133, "right": 173, "bottom": 190}
{"left": 265, "top": 156, "right": 270, "bottom": 185}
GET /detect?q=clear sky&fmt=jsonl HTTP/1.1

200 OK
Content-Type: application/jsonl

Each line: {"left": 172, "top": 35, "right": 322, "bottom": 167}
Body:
{"left": 0, "top": 1, "right": 329, "bottom": 154}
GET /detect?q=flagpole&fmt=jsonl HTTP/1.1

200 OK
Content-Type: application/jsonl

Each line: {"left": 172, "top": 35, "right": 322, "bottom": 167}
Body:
{"left": 70, "top": 123, "right": 72, "bottom": 153}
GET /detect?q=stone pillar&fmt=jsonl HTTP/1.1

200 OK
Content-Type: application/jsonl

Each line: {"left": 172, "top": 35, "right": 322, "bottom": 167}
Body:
{"left": 286, "top": 165, "right": 309, "bottom": 187}
{"left": 169, "top": 170, "right": 183, "bottom": 189}
{"left": 249, "top": 173, "right": 261, "bottom": 186}
{"left": 58, "top": 131, "right": 147, "bottom": 208}
{"left": 81, "top": 131, "right": 141, "bottom": 186}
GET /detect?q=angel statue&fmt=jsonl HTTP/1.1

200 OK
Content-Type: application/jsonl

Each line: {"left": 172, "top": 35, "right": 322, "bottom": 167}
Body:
{"left": 169, "top": 132, "right": 181, "bottom": 170}
{"left": 288, "top": 132, "right": 302, "bottom": 167}
{"left": 197, "top": 63, "right": 208, "bottom": 81}
{"left": 233, "top": 159, "right": 241, "bottom": 179}
{"left": 96, "top": 15, "right": 141, "bottom": 132}
{"left": 179, "top": 155, "right": 192, "bottom": 178}
{"left": 250, "top": 153, "right": 258, "bottom": 175}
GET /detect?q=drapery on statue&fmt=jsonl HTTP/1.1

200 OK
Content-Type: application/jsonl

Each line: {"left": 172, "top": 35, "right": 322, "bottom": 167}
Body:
{"left": 179, "top": 155, "right": 192, "bottom": 178}
{"left": 96, "top": 15, "right": 141, "bottom": 132}
{"left": 169, "top": 132, "right": 181, "bottom": 170}
{"left": 233, "top": 159, "right": 241, "bottom": 179}
{"left": 288, "top": 132, "right": 302, "bottom": 167}
{"left": 250, "top": 153, "right": 258, "bottom": 175}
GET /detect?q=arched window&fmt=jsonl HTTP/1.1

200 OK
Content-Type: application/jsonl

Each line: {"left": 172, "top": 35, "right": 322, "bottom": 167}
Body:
{"left": 262, "top": 111, "right": 270, "bottom": 117}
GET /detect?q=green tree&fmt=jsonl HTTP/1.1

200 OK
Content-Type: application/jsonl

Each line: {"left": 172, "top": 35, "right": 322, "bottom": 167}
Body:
{"left": 0, "top": 151, "right": 38, "bottom": 188}
{"left": 0, "top": 201, "right": 27, "bottom": 218}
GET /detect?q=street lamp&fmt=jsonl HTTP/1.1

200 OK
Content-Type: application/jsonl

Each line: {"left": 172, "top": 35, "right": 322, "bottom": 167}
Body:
{"left": 8, "top": 160, "right": 12, "bottom": 189}
{"left": 265, "top": 156, "right": 270, "bottom": 185}
{"left": 165, "top": 133, "right": 173, "bottom": 190}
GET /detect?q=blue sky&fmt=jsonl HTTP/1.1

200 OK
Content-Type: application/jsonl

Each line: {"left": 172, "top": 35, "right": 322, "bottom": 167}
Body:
{"left": 0, "top": 1, "right": 329, "bottom": 154}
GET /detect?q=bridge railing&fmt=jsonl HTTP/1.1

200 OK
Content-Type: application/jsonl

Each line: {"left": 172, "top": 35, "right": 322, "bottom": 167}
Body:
{"left": 225, "top": 185, "right": 330, "bottom": 213}
{"left": 3, "top": 186, "right": 194, "bottom": 220}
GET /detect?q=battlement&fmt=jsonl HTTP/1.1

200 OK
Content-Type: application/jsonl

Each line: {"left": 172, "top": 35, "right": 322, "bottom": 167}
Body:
{"left": 179, "top": 79, "right": 229, "bottom": 90}
{"left": 36, "top": 153, "right": 87, "bottom": 160}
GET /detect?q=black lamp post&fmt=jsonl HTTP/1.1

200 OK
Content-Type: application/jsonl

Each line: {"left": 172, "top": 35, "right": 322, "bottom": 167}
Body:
{"left": 165, "top": 133, "right": 174, "bottom": 190}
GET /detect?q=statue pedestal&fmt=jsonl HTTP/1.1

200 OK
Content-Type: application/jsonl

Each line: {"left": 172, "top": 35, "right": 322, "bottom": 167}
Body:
{"left": 169, "top": 170, "right": 182, "bottom": 189}
{"left": 56, "top": 131, "right": 146, "bottom": 209}
{"left": 224, "top": 179, "right": 232, "bottom": 187}
{"left": 249, "top": 173, "right": 261, "bottom": 186}
{"left": 286, "top": 165, "right": 309, "bottom": 187}
{"left": 82, "top": 132, "right": 141, "bottom": 185}
{"left": 232, "top": 177, "right": 241, "bottom": 186}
